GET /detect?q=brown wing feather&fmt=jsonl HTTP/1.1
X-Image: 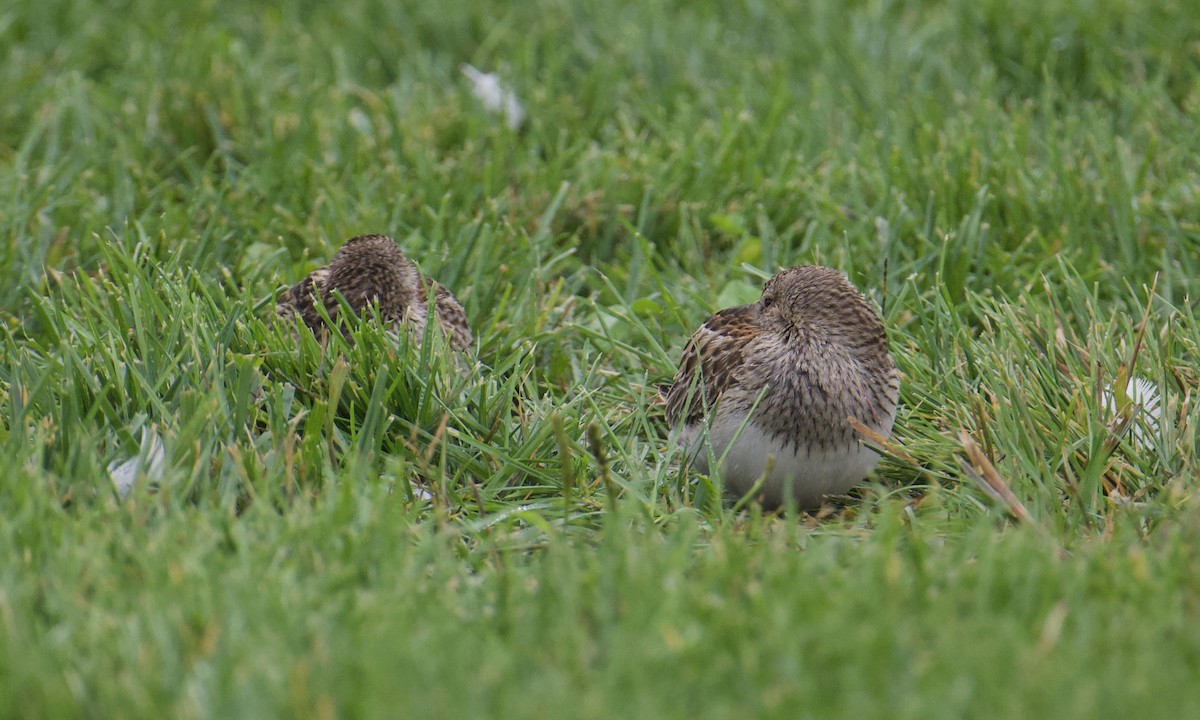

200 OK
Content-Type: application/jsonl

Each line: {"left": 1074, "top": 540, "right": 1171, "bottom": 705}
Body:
{"left": 663, "top": 304, "right": 759, "bottom": 426}
{"left": 277, "top": 267, "right": 331, "bottom": 330}
{"left": 422, "top": 277, "right": 473, "bottom": 351}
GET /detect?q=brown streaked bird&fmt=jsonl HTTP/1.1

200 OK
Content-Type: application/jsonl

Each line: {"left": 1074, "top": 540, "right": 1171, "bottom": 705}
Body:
{"left": 661, "top": 265, "right": 899, "bottom": 509}
{"left": 276, "top": 234, "right": 472, "bottom": 350}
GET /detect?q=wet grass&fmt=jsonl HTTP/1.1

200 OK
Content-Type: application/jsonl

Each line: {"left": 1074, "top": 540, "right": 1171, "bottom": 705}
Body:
{"left": 2, "top": 0, "right": 1199, "bottom": 717}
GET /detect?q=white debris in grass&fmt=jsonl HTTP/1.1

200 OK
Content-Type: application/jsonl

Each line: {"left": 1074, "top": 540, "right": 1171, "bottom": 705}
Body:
{"left": 383, "top": 471, "right": 434, "bottom": 502}
{"left": 347, "top": 107, "right": 374, "bottom": 137}
{"left": 107, "top": 427, "right": 165, "bottom": 499}
{"left": 1101, "top": 375, "right": 1163, "bottom": 447}
{"left": 461, "top": 64, "right": 526, "bottom": 131}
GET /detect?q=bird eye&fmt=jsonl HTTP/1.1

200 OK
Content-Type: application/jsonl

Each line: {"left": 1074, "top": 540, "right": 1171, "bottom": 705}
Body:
{"left": 762, "top": 296, "right": 774, "bottom": 308}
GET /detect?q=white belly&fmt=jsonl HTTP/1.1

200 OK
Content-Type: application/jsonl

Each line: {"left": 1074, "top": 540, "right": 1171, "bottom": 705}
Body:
{"left": 680, "top": 417, "right": 885, "bottom": 509}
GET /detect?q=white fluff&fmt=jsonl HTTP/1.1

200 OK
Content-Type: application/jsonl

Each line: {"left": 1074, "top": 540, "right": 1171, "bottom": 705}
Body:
{"left": 107, "top": 427, "right": 165, "bottom": 499}
{"left": 1100, "top": 375, "right": 1163, "bottom": 447}
{"left": 461, "top": 64, "right": 526, "bottom": 131}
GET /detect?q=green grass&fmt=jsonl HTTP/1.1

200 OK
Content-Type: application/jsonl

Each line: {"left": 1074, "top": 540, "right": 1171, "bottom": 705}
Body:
{"left": 2, "top": 0, "right": 1200, "bottom": 716}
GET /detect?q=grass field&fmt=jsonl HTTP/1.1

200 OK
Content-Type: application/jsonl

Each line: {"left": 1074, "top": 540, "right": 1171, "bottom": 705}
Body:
{"left": 3, "top": 0, "right": 1200, "bottom": 716}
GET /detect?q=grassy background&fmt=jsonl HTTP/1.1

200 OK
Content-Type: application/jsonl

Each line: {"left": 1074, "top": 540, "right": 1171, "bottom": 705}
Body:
{"left": 2, "top": 0, "right": 1200, "bottom": 716}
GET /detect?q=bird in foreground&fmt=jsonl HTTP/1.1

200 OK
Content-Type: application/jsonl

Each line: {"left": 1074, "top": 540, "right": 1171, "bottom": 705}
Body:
{"left": 662, "top": 265, "right": 899, "bottom": 510}
{"left": 276, "top": 234, "right": 472, "bottom": 350}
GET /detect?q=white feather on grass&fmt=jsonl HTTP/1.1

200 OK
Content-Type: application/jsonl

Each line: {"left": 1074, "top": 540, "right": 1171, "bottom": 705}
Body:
{"left": 107, "top": 427, "right": 165, "bottom": 499}
{"left": 461, "top": 64, "right": 526, "bottom": 131}
{"left": 1100, "top": 375, "right": 1163, "bottom": 448}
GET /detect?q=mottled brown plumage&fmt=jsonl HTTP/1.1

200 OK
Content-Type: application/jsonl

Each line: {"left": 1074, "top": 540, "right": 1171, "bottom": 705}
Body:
{"left": 277, "top": 234, "right": 472, "bottom": 350}
{"left": 662, "top": 265, "right": 899, "bottom": 509}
